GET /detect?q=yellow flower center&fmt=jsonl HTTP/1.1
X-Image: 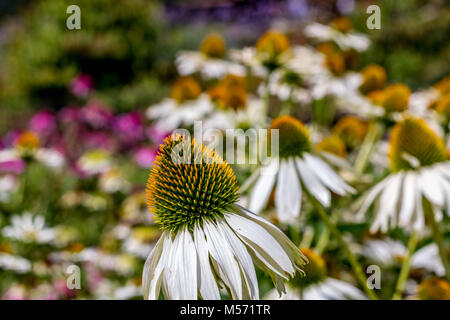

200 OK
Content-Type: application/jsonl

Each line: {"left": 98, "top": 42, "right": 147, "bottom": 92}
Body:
{"left": 208, "top": 74, "right": 248, "bottom": 111}
{"left": 380, "top": 84, "right": 411, "bottom": 113}
{"left": 147, "top": 135, "right": 239, "bottom": 232}
{"left": 434, "top": 76, "right": 450, "bottom": 95}
{"left": 359, "top": 64, "right": 387, "bottom": 94}
{"left": 269, "top": 116, "right": 311, "bottom": 158}
{"left": 16, "top": 131, "right": 40, "bottom": 150}
{"left": 315, "top": 135, "right": 347, "bottom": 158}
{"left": 199, "top": 32, "right": 226, "bottom": 58}
{"left": 292, "top": 248, "right": 327, "bottom": 287}
{"left": 330, "top": 17, "right": 352, "bottom": 33}
{"left": 333, "top": 116, "right": 368, "bottom": 148}
{"left": 171, "top": 77, "right": 202, "bottom": 103}
{"left": 418, "top": 277, "right": 450, "bottom": 300}
{"left": 389, "top": 117, "right": 446, "bottom": 172}
{"left": 256, "top": 30, "right": 290, "bottom": 60}
{"left": 435, "top": 93, "right": 450, "bottom": 120}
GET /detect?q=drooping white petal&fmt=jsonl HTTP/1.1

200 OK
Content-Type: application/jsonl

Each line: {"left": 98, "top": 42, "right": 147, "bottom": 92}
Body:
{"left": 193, "top": 225, "right": 220, "bottom": 300}
{"left": 413, "top": 183, "right": 425, "bottom": 231}
{"left": 248, "top": 161, "right": 278, "bottom": 214}
{"left": 303, "top": 153, "right": 355, "bottom": 195}
{"left": 142, "top": 231, "right": 168, "bottom": 300}
{"left": 203, "top": 220, "right": 243, "bottom": 299}
{"left": 275, "top": 159, "right": 301, "bottom": 223}
{"left": 356, "top": 176, "right": 392, "bottom": 219}
{"left": 233, "top": 204, "right": 307, "bottom": 270}
{"left": 178, "top": 228, "right": 198, "bottom": 299}
{"left": 224, "top": 212, "right": 295, "bottom": 278}
{"left": 398, "top": 172, "right": 417, "bottom": 227}
{"left": 371, "top": 174, "right": 403, "bottom": 233}
{"left": 296, "top": 157, "right": 331, "bottom": 207}
{"left": 321, "top": 278, "right": 367, "bottom": 300}
{"left": 419, "top": 168, "right": 444, "bottom": 207}
{"left": 216, "top": 220, "right": 259, "bottom": 299}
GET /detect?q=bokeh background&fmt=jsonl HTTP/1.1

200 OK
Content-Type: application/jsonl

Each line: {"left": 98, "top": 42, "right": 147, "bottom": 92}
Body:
{"left": 0, "top": 0, "right": 449, "bottom": 299}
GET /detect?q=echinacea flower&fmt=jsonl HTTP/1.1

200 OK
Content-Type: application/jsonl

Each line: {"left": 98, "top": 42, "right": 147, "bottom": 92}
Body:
{"left": 146, "top": 77, "right": 213, "bottom": 132}
{"left": 176, "top": 33, "right": 245, "bottom": 79}
{"left": 264, "top": 249, "right": 366, "bottom": 300}
{"left": 247, "top": 116, "right": 354, "bottom": 223}
{"left": 356, "top": 117, "right": 450, "bottom": 232}
{"left": 143, "top": 135, "right": 307, "bottom": 300}
{"left": 417, "top": 277, "right": 450, "bottom": 300}
{"left": 0, "top": 253, "right": 32, "bottom": 274}
{"left": 2, "top": 212, "right": 56, "bottom": 244}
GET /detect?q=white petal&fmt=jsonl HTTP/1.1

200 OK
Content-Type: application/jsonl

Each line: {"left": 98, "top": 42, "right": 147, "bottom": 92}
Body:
{"left": 248, "top": 161, "right": 278, "bottom": 214}
{"left": 203, "top": 220, "right": 243, "bottom": 299}
{"left": 419, "top": 169, "right": 444, "bottom": 207}
{"left": 370, "top": 174, "right": 403, "bottom": 233}
{"left": 296, "top": 157, "right": 331, "bottom": 207}
{"left": 193, "top": 225, "right": 220, "bottom": 300}
{"left": 179, "top": 228, "right": 198, "bottom": 299}
{"left": 398, "top": 173, "right": 416, "bottom": 227}
{"left": 356, "top": 176, "right": 392, "bottom": 219}
{"left": 224, "top": 212, "right": 295, "bottom": 278}
{"left": 216, "top": 220, "right": 259, "bottom": 299}
{"left": 275, "top": 159, "right": 301, "bottom": 223}
{"left": 142, "top": 231, "right": 167, "bottom": 300}
{"left": 303, "top": 153, "right": 355, "bottom": 195}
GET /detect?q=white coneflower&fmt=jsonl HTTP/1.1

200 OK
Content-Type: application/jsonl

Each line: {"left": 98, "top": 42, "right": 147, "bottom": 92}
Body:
{"left": 143, "top": 135, "right": 307, "bottom": 300}
{"left": 0, "top": 253, "right": 32, "bottom": 274}
{"left": 304, "top": 18, "right": 370, "bottom": 52}
{"left": 356, "top": 117, "right": 450, "bottom": 232}
{"left": 2, "top": 212, "right": 55, "bottom": 244}
{"left": 176, "top": 33, "right": 245, "bottom": 80}
{"left": 146, "top": 77, "right": 213, "bottom": 132}
{"left": 78, "top": 149, "right": 112, "bottom": 175}
{"left": 247, "top": 116, "right": 354, "bottom": 223}
{"left": 0, "top": 175, "right": 17, "bottom": 203}
{"left": 361, "top": 238, "right": 408, "bottom": 267}
{"left": 264, "top": 249, "right": 366, "bottom": 300}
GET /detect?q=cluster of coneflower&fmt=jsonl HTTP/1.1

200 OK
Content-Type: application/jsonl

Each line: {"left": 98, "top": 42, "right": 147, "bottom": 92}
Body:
{"left": 144, "top": 18, "right": 450, "bottom": 300}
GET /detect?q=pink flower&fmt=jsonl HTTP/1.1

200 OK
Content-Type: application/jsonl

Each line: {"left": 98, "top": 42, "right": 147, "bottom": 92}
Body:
{"left": 2, "top": 285, "right": 26, "bottom": 300}
{"left": 70, "top": 74, "right": 94, "bottom": 98}
{"left": 133, "top": 146, "right": 158, "bottom": 168}
{"left": 59, "top": 106, "right": 81, "bottom": 123}
{"left": 0, "top": 159, "right": 26, "bottom": 174}
{"left": 146, "top": 125, "right": 170, "bottom": 145}
{"left": 29, "top": 110, "right": 56, "bottom": 136}
{"left": 80, "top": 102, "right": 113, "bottom": 129}
{"left": 114, "top": 112, "right": 144, "bottom": 145}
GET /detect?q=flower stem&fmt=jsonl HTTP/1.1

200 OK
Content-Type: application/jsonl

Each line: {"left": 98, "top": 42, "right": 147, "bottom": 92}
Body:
{"left": 354, "top": 121, "right": 384, "bottom": 174}
{"left": 424, "top": 199, "right": 450, "bottom": 282}
{"left": 392, "top": 231, "right": 419, "bottom": 300}
{"left": 304, "top": 188, "right": 378, "bottom": 300}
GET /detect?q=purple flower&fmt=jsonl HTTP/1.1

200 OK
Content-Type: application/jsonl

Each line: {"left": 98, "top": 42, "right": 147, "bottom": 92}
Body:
{"left": 114, "top": 112, "right": 144, "bottom": 145}
{"left": 0, "top": 159, "right": 26, "bottom": 175}
{"left": 133, "top": 146, "right": 158, "bottom": 168}
{"left": 70, "top": 74, "right": 94, "bottom": 98}
{"left": 80, "top": 102, "right": 113, "bottom": 129}
{"left": 146, "top": 125, "right": 170, "bottom": 145}
{"left": 59, "top": 106, "right": 81, "bottom": 123}
{"left": 29, "top": 110, "right": 56, "bottom": 135}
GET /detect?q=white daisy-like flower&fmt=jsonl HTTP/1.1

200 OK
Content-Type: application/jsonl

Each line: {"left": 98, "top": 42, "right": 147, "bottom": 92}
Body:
{"left": 304, "top": 22, "right": 370, "bottom": 52}
{"left": 264, "top": 249, "right": 366, "bottom": 300}
{"left": 411, "top": 243, "right": 446, "bottom": 276}
{"left": 0, "top": 253, "right": 32, "bottom": 273}
{"left": 98, "top": 168, "right": 131, "bottom": 194}
{"left": 356, "top": 117, "right": 450, "bottom": 232}
{"left": 203, "top": 97, "right": 266, "bottom": 131}
{"left": 143, "top": 135, "right": 307, "bottom": 300}
{"left": 2, "top": 212, "right": 56, "bottom": 244}
{"left": 361, "top": 238, "right": 408, "bottom": 267}
{"left": 0, "top": 175, "right": 17, "bottom": 203}
{"left": 247, "top": 116, "right": 354, "bottom": 223}
{"left": 175, "top": 32, "right": 245, "bottom": 80}
{"left": 146, "top": 76, "right": 213, "bottom": 133}
{"left": 77, "top": 149, "right": 112, "bottom": 175}
{"left": 229, "top": 47, "right": 268, "bottom": 78}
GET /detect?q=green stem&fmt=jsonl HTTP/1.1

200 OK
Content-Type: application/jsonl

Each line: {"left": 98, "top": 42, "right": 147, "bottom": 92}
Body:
{"left": 315, "top": 210, "right": 339, "bottom": 255}
{"left": 392, "top": 231, "right": 419, "bottom": 300}
{"left": 424, "top": 199, "right": 450, "bottom": 282}
{"left": 354, "top": 121, "right": 384, "bottom": 174}
{"left": 304, "top": 188, "right": 378, "bottom": 300}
